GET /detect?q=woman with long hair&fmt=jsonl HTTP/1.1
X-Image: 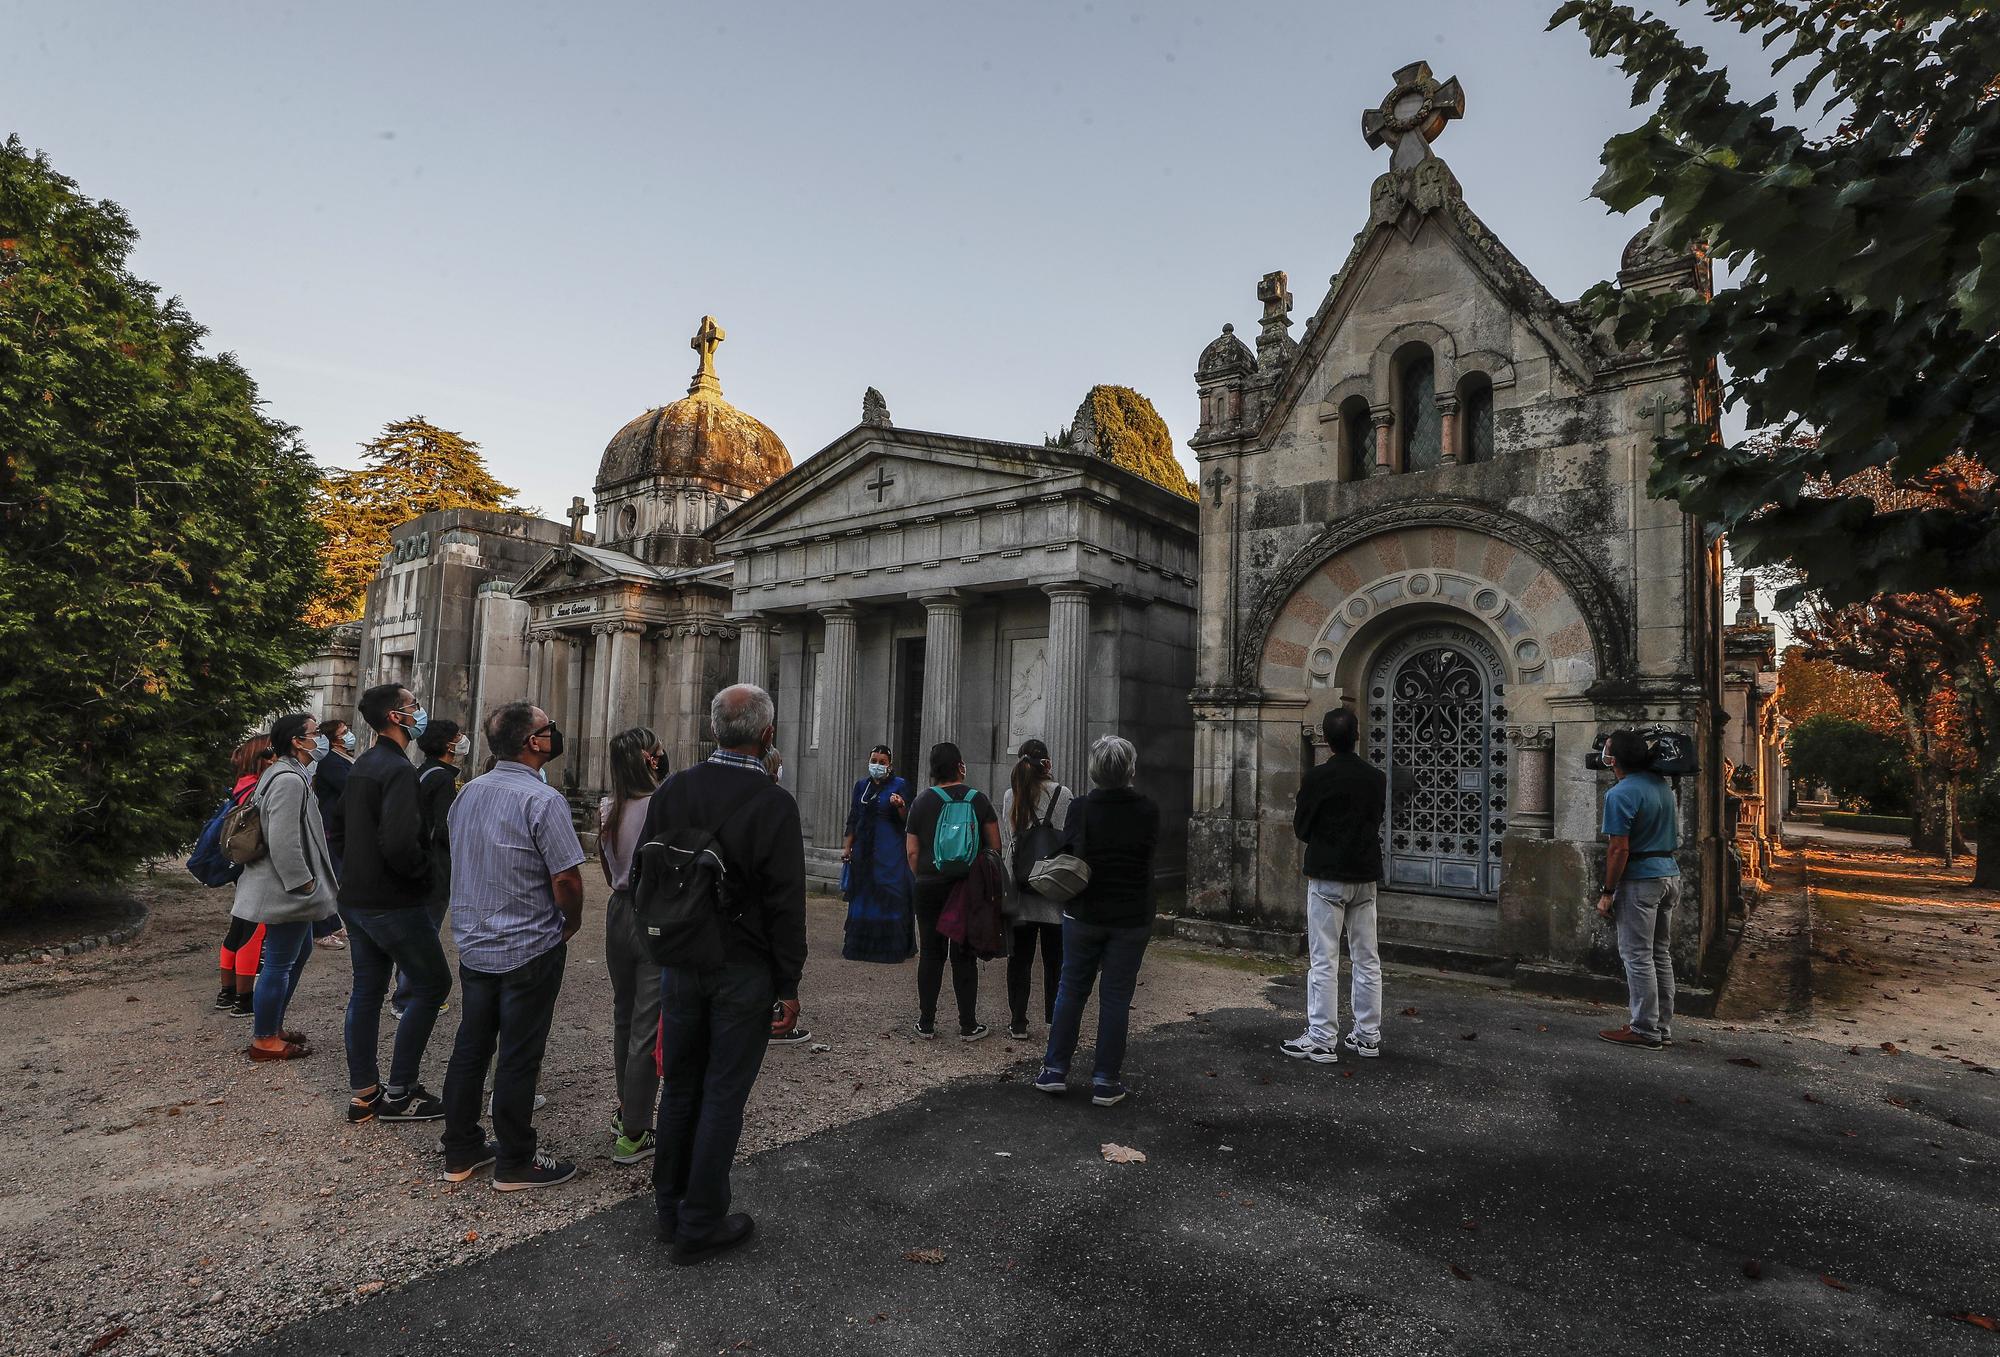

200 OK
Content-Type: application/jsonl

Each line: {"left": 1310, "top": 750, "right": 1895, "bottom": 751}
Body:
{"left": 999, "top": 738, "right": 1071, "bottom": 1042}
{"left": 599, "top": 726, "right": 666, "bottom": 1165}
{"left": 233, "top": 713, "right": 340, "bottom": 1061}
{"left": 841, "top": 744, "right": 916, "bottom": 965}
{"left": 214, "top": 734, "right": 274, "bottom": 1016}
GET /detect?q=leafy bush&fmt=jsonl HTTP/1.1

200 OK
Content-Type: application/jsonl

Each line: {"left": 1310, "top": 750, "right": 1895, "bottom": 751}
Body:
{"left": 1784, "top": 715, "right": 1913, "bottom": 816}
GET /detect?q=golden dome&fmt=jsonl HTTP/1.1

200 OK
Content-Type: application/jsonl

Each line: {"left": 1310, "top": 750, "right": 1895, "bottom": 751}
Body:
{"left": 594, "top": 316, "right": 793, "bottom": 494}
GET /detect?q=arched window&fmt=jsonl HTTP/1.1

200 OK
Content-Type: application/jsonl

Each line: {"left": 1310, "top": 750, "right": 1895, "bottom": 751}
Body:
{"left": 1342, "top": 398, "right": 1373, "bottom": 480}
{"left": 1458, "top": 373, "right": 1494, "bottom": 464}
{"left": 1398, "top": 346, "right": 1441, "bottom": 472}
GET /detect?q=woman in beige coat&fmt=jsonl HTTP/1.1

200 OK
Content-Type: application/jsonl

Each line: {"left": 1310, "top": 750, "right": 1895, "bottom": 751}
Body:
{"left": 230, "top": 713, "right": 339, "bottom": 1061}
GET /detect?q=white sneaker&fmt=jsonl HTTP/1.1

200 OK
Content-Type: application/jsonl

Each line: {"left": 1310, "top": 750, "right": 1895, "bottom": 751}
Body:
{"left": 488, "top": 1092, "right": 549, "bottom": 1116}
{"left": 1278, "top": 1035, "right": 1339, "bottom": 1064}
{"left": 1342, "top": 1031, "right": 1381, "bottom": 1059}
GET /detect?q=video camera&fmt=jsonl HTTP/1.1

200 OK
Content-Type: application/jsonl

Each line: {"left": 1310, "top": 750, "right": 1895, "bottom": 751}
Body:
{"left": 1585, "top": 726, "right": 1698, "bottom": 778}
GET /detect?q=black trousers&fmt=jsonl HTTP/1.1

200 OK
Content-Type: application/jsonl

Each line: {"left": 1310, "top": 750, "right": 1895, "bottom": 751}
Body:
{"left": 440, "top": 944, "right": 566, "bottom": 1171}
{"left": 915, "top": 886, "right": 978, "bottom": 1032}
{"left": 653, "top": 961, "right": 774, "bottom": 1242}
{"left": 1007, "top": 920, "right": 1063, "bottom": 1026}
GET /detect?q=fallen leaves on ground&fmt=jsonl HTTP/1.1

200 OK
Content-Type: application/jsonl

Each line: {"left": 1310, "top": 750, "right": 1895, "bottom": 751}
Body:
{"left": 83, "top": 1326, "right": 128, "bottom": 1354}
{"left": 902, "top": 1248, "right": 946, "bottom": 1265}
{"left": 1821, "top": 1275, "right": 1849, "bottom": 1292}
{"left": 1100, "top": 1143, "right": 1147, "bottom": 1164}
{"left": 355, "top": 1280, "right": 386, "bottom": 1295}
{"left": 1742, "top": 1260, "right": 1763, "bottom": 1280}
{"left": 1401, "top": 1007, "right": 1420, "bottom": 1017}
{"left": 1449, "top": 1263, "right": 1473, "bottom": 1281}
{"left": 463, "top": 1230, "right": 479, "bottom": 1243}
{"left": 1461, "top": 1219, "right": 1480, "bottom": 1232}
{"left": 1460, "top": 1032, "right": 1478, "bottom": 1041}
{"left": 1728, "top": 1057, "right": 1763, "bottom": 1069}
{"left": 1802, "top": 1093, "right": 1823, "bottom": 1104}
{"left": 1880, "top": 1041, "right": 1902, "bottom": 1055}
{"left": 1950, "top": 1313, "right": 1998, "bottom": 1331}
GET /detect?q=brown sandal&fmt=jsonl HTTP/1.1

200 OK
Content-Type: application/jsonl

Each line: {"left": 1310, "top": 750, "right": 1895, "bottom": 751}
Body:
{"left": 247, "top": 1041, "right": 312, "bottom": 1062}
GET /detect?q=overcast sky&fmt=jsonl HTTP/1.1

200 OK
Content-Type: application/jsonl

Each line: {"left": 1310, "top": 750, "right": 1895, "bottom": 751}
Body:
{"left": 10, "top": 1, "right": 1781, "bottom": 532}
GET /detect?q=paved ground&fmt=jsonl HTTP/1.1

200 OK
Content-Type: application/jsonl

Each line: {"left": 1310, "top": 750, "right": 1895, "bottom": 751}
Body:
{"left": 241, "top": 976, "right": 2000, "bottom": 1357}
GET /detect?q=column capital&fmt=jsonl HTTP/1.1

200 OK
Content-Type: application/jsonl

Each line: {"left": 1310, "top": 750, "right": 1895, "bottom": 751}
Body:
{"left": 1369, "top": 407, "right": 1396, "bottom": 428}
{"left": 1041, "top": 581, "right": 1096, "bottom": 602}
{"left": 814, "top": 602, "right": 861, "bottom": 623}
{"left": 605, "top": 619, "right": 648, "bottom": 636}
{"left": 726, "top": 609, "right": 775, "bottom": 629}
{"left": 915, "top": 588, "right": 967, "bottom": 611}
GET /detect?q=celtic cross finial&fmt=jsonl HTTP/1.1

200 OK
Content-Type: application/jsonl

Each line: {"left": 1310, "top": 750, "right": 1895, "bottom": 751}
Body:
{"left": 688, "top": 315, "right": 726, "bottom": 395}
{"left": 1362, "top": 61, "right": 1465, "bottom": 172}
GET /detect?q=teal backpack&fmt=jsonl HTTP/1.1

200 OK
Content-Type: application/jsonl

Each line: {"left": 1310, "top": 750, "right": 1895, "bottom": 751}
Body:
{"left": 929, "top": 786, "right": 980, "bottom": 879}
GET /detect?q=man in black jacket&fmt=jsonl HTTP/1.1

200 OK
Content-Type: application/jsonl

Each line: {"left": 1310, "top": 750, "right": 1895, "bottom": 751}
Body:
{"left": 338, "top": 683, "right": 453, "bottom": 1124}
{"left": 636, "top": 683, "right": 806, "bottom": 1266}
{"left": 314, "top": 718, "right": 355, "bottom": 876}
{"left": 1282, "top": 708, "right": 1388, "bottom": 1065}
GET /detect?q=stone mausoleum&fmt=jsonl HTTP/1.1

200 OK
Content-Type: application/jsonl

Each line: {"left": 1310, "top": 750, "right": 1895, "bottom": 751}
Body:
{"left": 1178, "top": 63, "right": 1732, "bottom": 984}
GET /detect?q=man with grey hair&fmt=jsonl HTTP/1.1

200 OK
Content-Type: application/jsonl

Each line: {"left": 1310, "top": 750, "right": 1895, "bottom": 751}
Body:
{"left": 634, "top": 683, "right": 805, "bottom": 1265}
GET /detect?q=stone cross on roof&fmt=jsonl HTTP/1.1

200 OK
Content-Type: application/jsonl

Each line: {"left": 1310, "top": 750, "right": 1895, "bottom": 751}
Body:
{"left": 567, "top": 495, "right": 588, "bottom": 542}
{"left": 688, "top": 315, "right": 726, "bottom": 395}
{"left": 1362, "top": 61, "right": 1465, "bottom": 172}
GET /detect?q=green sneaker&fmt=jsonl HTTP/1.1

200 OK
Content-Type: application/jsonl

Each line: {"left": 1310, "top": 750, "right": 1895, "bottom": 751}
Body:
{"left": 611, "top": 1129, "right": 656, "bottom": 1165}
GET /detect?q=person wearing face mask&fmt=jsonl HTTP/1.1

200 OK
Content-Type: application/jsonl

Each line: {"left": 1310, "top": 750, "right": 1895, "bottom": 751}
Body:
{"left": 439, "top": 702, "right": 587, "bottom": 1190}
{"left": 231, "top": 713, "right": 340, "bottom": 1061}
{"left": 312, "top": 718, "right": 357, "bottom": 876}
{"left": 598, "top": 727, "right": 668, "bottom": 1164}
{"left": 304, "top": 722, "right": 351, "bottom": 951}
{"left": 840, "top": 744, "right": 915, "bottom": 966}
{"left": 336, "top": 684, "right": 453, "bottom": 1125}
{"left": 390, "top": 719, "right": 467, "bottom": 1018}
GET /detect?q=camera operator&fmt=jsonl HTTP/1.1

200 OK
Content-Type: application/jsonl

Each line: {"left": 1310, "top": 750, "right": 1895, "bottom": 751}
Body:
{"left": 1594, "top": 730, "right": 1681, "bottom": 1051}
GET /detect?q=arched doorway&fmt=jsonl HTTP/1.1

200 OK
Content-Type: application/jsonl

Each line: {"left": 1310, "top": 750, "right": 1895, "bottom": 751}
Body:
{"left": 1364, "top": 624, "right": 1508, "bottom": 897}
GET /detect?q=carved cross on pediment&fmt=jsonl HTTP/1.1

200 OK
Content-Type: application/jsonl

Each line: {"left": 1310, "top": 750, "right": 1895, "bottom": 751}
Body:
{"left": 1205, "top": 466, "right": 1233, "bottom": 509}
{"left": 1639, "top": 394, "right": 1686, "bottom": 437}
{"left": 1363, "top": 61, "right": 1465, "bottom": 172}
{"left": 865, "top": 464, "right": 896, "bottom": 503}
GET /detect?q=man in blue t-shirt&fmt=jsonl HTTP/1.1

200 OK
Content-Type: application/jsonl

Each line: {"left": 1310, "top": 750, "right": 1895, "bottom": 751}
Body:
{"left": 1595, "top": 730, "right": 1682, "bottom": 1050}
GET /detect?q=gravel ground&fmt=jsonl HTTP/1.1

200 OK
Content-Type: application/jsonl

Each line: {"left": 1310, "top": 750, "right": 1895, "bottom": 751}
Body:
{"left": 0, "top": 868, "right": 1269, "bottom": 1357}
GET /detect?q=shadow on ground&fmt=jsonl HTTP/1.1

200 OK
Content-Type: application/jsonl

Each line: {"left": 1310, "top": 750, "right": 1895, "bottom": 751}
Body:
{"left": 239, "top": 980, "right": 1999, "bottom": 1357}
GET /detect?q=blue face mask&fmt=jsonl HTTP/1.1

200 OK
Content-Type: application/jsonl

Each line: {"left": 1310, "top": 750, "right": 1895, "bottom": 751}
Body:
{"left": 867, "top": 762, "right": 890, "bottom": 781}
{"left": 340, "top": 730, "right": 356, "bottom": 753}
{"left": 404, "top": 706, "right": 429, "bottom": 739}
{"left": 310, "top": 734, "right": 330, "bottom": 762}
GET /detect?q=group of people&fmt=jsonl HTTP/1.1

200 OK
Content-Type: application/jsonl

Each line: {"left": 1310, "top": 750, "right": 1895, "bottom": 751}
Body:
{"left": 204, "top": 671, "right": 1680, "bottom": 1265}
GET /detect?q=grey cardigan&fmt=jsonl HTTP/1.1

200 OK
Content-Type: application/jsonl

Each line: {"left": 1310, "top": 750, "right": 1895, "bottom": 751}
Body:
{"left": 230, "top": 759, "right": 340, "bottom": 925}
{"left": 999, "top": 781, "right": 1073, "bottom": 926}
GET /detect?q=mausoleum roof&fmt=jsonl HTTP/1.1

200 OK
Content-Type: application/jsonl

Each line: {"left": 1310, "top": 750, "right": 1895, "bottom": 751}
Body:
{"left": 595, "top": 316, "right": 793, "bottom": 495}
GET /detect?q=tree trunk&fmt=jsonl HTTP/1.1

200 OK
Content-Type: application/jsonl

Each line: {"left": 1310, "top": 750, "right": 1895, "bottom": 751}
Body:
{"left": 1897, "top": 696, "right": 1947, "bottom": 855}
{"left": 1973, "top": 765, "right": 2000, "bottom": 889}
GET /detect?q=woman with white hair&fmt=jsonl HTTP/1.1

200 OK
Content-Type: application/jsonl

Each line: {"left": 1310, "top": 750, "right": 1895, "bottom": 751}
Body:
{"left": 1033, "top": 734, "right": 1159, "bottom": 1106}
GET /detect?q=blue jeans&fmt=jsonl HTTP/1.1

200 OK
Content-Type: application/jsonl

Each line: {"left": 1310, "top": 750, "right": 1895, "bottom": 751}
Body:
{"left": 340, "top": 906, "right": 453, "bottom": 1092}
{"left": 251, "top": 921, "right": 314, "bottom": 1039}
{"left": 1042, "top": 917, "right": 1152, "bottom": 1085}
{"left": 653, "top": 962, "right": 774, "bottom": 1242}
{"left": 441, "top": 945, "right": 568, "bottom": 1172}
{"left": 391, "top": 902, "right": 449, "bottom": 1008}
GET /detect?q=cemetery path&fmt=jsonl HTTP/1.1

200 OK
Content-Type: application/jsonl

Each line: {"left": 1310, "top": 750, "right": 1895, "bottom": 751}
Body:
{"left": 235, "top": 980, "right": 2000, "bottom": 1357}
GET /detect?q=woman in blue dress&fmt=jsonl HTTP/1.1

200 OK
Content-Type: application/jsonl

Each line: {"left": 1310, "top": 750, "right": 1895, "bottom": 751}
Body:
{"left": 842, "top": 744, "right": 917, "bottom": 963}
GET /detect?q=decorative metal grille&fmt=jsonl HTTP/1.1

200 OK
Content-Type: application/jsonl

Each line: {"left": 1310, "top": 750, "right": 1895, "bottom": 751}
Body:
{"left": 1367, "top": 630, "right": 1506, "bottom": 896}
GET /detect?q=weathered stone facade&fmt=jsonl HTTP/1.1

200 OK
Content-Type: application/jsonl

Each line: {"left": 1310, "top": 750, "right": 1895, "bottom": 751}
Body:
{"left": 1721, "top": 574, "right": 1786, "bottom": 886}
{"left": 1177, "top": 64, "right": 1730, "bottom": 985}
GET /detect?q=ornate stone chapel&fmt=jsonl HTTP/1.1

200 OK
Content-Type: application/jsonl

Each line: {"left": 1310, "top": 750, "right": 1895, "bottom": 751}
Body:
{"left": 309, "top": 62, "right": 1739, "bottom": 983}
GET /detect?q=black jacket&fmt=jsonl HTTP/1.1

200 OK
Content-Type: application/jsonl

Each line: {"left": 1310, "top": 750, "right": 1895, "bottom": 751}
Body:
{"left": 416, "top": 758, "right": 459, "bottom": 911}
{"left": 1294, "top": 751, "right": 1387, "bottom": 883}
{"left": 338, "top": 740, "right": 429, "bottom": 909}
{"left": 314, "top": 752, "right": 352, "bottom": 853}
{"left": 1058, "top": 786, "right": 1160, "bottom": 929}
{"left": 637, "top": 760, "right": 808, "bottom": 1001}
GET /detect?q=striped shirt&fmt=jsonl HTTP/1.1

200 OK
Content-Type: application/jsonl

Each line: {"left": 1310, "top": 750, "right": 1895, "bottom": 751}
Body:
{"left": 447, "top": 760, "right": 586, "bottom": 974}
{"left": 709, "top": 748, "right": 769, "bottom": 775}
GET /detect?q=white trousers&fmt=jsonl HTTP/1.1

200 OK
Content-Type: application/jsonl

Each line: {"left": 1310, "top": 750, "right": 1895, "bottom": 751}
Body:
{"left": 1304, "top": 878, "right": 1382, "bottom": 1045}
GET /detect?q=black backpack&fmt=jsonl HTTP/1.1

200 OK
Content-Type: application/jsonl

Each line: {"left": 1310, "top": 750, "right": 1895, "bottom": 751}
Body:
{"left": 1011, "top": 784, "right": 1067, "bottom": 891}
{"left": 632, "top": 777, "right": 771, "bottom": 970}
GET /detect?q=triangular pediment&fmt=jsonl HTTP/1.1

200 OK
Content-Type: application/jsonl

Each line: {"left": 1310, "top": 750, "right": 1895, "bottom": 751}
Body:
{"left": 1259, "top": 183, "right": 1606, "bottom": 438}
{"left": 713, "top": 427, "right": 1098, "bottom": 548}
{"left": 513, "top": 542, "right": 663, "bottom": 599}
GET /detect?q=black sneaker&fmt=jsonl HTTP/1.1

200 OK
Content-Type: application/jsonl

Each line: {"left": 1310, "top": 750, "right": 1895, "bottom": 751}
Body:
{"left": 915, "top": 1020, "right": 937, "bottom": 1040}
{"left": 230, "top": 993, "right": 254, "bottom": 1019}
{"left": 346, "top": 1087, "right": 384, "bottom": 1124}
{"left": 441, "top": 1140, "right": 499, "bottom": 1182}
{"left": 493, "top": 1149, "right": 578, "bottom": 1192}
{"left": 670, "top": 1212, "right": 755, "bottom": 1267}
{"left": 1007, "top": 1021, "right": 1030, "bottom": 1041}
{"left": 960, "top": 1024, "right": 991, "bottom": 1043}
{"left": 378, "top": 1085, "right": 445, "bottom": 1121}
{"left": 214, "top": 987, "right": 236, "bottom": 1012}
{"left": 769, "top": 1026, "right": 814, "bottom": 1046}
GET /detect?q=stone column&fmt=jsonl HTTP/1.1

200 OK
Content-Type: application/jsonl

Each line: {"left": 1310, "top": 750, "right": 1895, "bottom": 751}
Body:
{"left": 1370, "top": 407, "right": 1396, "bottom": 474}
{"left": 732, "top": 611, "right": 775, "bottom": 689}
{"left": 588, "top": 624, "right": 614, "bottom": 790}
{"left": 918, "top": 591, "right": 965, "bottom": 760}
{"left": 1043, "top": 584, "right": 1094, "bottom": 791}
{"left": 562, "top": 633, "right": 585, "bottom": 742}
{"left": 1438, "top": 394, "right": 1462, "bottom": 466}
{"left": 1507, "top": 725, "right": 1555, "bottom": 838}
{"left": 814, "top": 605, "right": 859, "bottom": 848}
{"left": 525, "top": 635, "right": 547, "bottom": 710}
{"left": 606, "top": 621, "right": 644, "bottom": 742}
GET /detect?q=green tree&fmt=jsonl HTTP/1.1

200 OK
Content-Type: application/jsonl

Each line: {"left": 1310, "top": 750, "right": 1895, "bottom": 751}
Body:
{"left": 1785, "top": 714, "right": 1914, "bottom": 815}
{"left": 1556, "top": 0, "right": 2000, "bottom": 881}
{"left": 306, "top": 415, "right": 520, "bottom": 627}
{"left": 0, "top": 136, "right": 321, "bottom": 907}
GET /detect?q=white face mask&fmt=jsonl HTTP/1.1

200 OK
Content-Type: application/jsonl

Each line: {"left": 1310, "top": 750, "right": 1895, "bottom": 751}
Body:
{"left": 867, "top": 761, "right": 890, "bottom": 781}
{"left": 452, "top": 735, "right": 472, "bottom": 759}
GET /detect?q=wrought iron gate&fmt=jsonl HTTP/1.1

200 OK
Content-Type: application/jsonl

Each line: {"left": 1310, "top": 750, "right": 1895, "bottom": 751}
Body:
{"left": 1365, "top": 626, "right": 1507, "bottom": 897}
